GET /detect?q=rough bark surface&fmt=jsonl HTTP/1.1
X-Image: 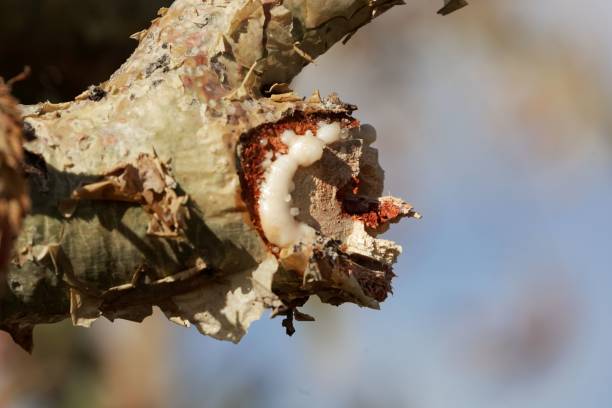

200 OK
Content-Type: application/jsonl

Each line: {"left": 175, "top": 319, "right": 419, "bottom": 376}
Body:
{"left": 0, "top": 0, "right": 464, "bottom": 351}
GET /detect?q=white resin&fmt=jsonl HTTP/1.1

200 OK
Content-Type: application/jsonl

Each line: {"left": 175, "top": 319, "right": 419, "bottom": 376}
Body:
{"left": 258, "top": 122, "right": 345, "bottom": 247}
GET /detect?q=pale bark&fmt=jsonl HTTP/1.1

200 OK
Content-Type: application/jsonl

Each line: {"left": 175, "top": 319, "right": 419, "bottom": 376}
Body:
{"left": 0, "top": 0, "right": 463, "bottom": 351}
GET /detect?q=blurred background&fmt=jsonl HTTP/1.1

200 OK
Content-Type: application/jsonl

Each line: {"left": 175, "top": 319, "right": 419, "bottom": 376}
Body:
{"left": 1, "top": 0, "right": 611, "bottom": 407}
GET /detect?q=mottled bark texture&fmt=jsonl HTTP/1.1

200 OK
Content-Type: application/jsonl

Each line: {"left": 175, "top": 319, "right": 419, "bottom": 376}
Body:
{"left": 0, "top": 0, "right": 462, "bottom": 351}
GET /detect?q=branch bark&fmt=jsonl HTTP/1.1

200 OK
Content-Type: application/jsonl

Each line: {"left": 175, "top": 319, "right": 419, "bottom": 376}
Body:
{"left": 0, "top": 0, "right": 438, "bottom": 351}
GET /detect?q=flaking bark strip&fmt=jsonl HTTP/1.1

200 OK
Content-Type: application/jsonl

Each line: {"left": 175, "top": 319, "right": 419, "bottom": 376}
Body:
{"left": 71, "top": 257, "right": 212, "bottom": 326}
{"left": 66, "top": 153, "right": 189, "bottom": 237}
{"left": 101, "top": 258, "right": 209, "bottom": 310}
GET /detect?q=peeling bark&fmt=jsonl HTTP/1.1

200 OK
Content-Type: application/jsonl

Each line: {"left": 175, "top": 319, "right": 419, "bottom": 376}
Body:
{"left": 0, "top": 0, "right": 453, "bottom": 351}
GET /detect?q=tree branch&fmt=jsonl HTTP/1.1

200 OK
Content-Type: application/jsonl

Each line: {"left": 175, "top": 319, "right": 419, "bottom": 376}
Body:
{"left": 0, "top": 0, "right": 431, "bottom": 351}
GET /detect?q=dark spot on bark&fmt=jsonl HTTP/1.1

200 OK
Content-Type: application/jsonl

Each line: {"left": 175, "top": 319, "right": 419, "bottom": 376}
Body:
{"left": 145, "top": 54, "right": 170, "bottom": 77}
{"left": 88, "top": 86, "right": 107, "bottom": 102}
{"left": 339, "top": 193, "right": 378, "bottom": 214}
{"left": 22, "top": 121, "right": 36, "bottom": 141}
{"left": 23, "top": 150, "right": 49, "bottom": 191}
{"left": 210, "top": 52, "right": 235, "bottom": 85}
{"left": 193, "top": 16, "right": 209, "bottom": 29}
